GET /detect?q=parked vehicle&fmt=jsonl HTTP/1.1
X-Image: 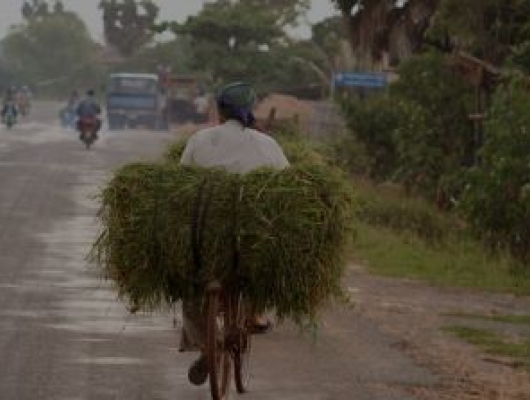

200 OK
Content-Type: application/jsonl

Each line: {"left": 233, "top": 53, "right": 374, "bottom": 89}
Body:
{"left": 106, "top": 73, "right": 169, "bottom": 131}
{"left": 166, "top": 76, "right": 211, "bottom": 124}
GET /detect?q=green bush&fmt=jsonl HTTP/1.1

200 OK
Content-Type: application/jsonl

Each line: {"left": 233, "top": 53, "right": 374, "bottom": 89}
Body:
{"left": 355, "top": 182, "right": 460, "bottom": 244}
{"left": 338, "top": 94, "right": 399, "bottom": 180}
{"left": 460, "top": 75, "right": 530, "bottom": 263}
{"left": 391, "top": 53, "right": 475, "bottom": 200}
{"left": 337, "top": 53, "right": 475, "bottom": 201}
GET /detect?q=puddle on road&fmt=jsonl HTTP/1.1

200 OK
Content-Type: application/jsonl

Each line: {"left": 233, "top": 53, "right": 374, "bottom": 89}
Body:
{"left": 3, "top": 124, "right": 67, "bottom": 146}
{"left": 6, "top": 136, "right": 179, "bottom": 341}
{"left": 0, "top": 283, "right": 20, "bottom": 289}
{"left": 31, "top": 185, "right": 177, "bottom": 336}
{"left": 75, "top": 337, "right": 110, "bottom": 343}
{"left": 74, "top": 356, "right": 146, "bottom": 366}
{"left": 0, "top": 310, "right": 45, "bottom": 319}
{"left": 0, "top": 122, "right": 188, "bottom": 398}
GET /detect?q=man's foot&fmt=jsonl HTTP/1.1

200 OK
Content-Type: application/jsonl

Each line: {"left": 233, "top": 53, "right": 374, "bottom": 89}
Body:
{"left": 188, "top": 354, "right": 208, "bottom": 385}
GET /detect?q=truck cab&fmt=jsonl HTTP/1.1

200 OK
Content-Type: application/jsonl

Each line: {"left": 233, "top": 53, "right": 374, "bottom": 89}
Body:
{"left": 106, "top": 73, "right": 168, "bottom": 130}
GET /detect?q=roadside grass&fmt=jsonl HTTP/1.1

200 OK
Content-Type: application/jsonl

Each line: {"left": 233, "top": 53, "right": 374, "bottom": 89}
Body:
{"left": 443, "top": 312, "right": 530, "bottom": 325}
{"left": 352, "top": 222, "right": 530, "bottom": 296}
{"left": 309, "top": 140, "right": 530, "bottom": 295}
{"left": 443, "top": 326, "right": 530, "bottom": 371}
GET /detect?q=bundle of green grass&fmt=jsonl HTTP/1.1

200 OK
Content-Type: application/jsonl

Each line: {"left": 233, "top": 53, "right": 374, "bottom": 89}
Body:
{"left": 95, "top": 139, "right": 355, "bottom": 324}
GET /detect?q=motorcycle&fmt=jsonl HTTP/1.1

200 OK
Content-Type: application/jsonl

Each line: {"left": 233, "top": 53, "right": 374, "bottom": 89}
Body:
{"left": 78, "top": 116, "right": 99, "bottom": 150}
{"left": 2, "top": 105, "right": 17, "bottom": 129}
{"left": 17, "top": 99, "right": 29, "bottom": 118}
{"left": 60, "top": 106, "right": 77, "bottom": 129}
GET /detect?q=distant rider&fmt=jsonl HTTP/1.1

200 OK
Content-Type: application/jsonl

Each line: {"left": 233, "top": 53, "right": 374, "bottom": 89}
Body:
{"left": 15, "top": 87, "right": 30, "bottom": 117}
{"left": 60, "top": 90, "right": 80, "bottom": 127}
{"left": 3, "top": 87, "right": 16, "bottom": 103}
{"left": 76, "top": 89, "right": 102, "bottom": 136}
{"left": 2, "top": 88, "right": 18, "bottom": 122}
{"left": 68, "top": 90, "right": 80, "bottom": 111}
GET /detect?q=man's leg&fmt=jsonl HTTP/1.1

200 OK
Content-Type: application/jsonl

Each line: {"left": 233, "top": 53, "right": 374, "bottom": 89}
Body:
{"left": 180, "top": 298, "right": 205, "bottom": 351}
{"left": 180, "top": 298, "right": 209, "bottom": 386}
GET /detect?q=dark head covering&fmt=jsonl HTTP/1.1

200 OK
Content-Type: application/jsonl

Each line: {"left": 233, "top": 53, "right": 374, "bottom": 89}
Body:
{"left": 216, "top": 82, "right": 257, "bottom": 127}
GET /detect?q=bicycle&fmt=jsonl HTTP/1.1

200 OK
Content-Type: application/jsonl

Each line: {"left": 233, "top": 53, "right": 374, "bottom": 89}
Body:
{"left": 192, "top": 178, "right": 253, "bottom": 399}
{"left": 204, "top": 281, "right": 253, "bottom": 400}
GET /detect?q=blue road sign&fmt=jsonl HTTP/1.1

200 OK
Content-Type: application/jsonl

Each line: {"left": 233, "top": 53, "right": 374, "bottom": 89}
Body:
{"left": 334, "top": 72, "right": 387, "bottom": 88}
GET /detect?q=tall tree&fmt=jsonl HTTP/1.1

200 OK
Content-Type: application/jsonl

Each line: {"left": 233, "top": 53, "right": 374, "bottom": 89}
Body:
{"left": 118, "top": 38, "right": 194, "bottom": 75}
{"left": 99, "top": 0, "right": 159, "bottom": 57}
{"left": 330, "top": 0, "right": 359, "bottom": 58}
{"left": 330, "top": 0, "right": 439, "bottom": 67}
{"left": 22, "top": 0, "right": 66, "bottom": 20}
{"left": 53, "top": 0, "right": 65, "bottom": 14}
{"left": 3, "top": 11, "right": 102, "bottom": 93}
{"left": 312, "top": 16, "right": 344, "bottom": 60}
{"left": 164, "top": 0, "right": 317, "bottom": 92}
{"left": 428, "top": 0, "right": 530, "bottom": 65}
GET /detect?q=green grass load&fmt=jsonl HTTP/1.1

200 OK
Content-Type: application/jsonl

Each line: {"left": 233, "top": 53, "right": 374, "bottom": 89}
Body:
{"left": 94, "top": 139, "right": 355, "bottom": 325}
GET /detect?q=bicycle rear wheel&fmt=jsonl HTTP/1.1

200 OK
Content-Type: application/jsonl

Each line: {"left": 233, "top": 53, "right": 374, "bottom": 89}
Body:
{"left": 233, "top": 295, "right": 252, "bottom": 393}
{"left": 206, "top": 284, "right": 231, "bottom": 400}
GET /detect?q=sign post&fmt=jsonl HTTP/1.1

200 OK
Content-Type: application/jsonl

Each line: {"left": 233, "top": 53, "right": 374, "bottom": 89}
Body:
{"left": 334, "top": 72, "right": 387, "bottom": 88}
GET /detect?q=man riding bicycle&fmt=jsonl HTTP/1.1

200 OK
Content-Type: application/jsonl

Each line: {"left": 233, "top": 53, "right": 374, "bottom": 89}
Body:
{"left": 179, "top": 82, "right": 289, "bottom": 385}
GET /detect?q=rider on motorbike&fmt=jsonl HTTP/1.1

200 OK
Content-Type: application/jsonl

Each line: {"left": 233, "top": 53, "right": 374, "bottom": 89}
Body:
{"left": 76, "top": 89, "right": 102, "bottom": 137}
{"left": 1, "top": 88, "right": 18, "bottom": 123}
{"left": 60, "top": 90, "right": 80, "bottom": 127}
{"left": 15, "top": 87, "right": 30, "bottom": 117}
{"left": 68, "top": 90, "right": 80, "bottom": 110}
{"left": 179, "top": 82, "right": 289, "bottom": 385}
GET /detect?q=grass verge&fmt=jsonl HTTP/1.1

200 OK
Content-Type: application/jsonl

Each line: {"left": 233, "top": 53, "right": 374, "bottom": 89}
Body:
{"left": 443, "top": 326, "right": 530, "bottom": 371}
{"left": 443, "top": 312, "right": 530, "bottom": 325}
{"left": 352, "top": 222, "right": 530, "bottom": 296}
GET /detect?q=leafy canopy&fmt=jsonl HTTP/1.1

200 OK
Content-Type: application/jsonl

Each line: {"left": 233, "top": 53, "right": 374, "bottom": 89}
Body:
{"left": 99, "top": 0, "right": 159, "bottom": 57}
{"left": 428, "top": 0, "right": 530, "bottom": 65}
{"left": 2, "top": 11, "right": 102, "bottom": 93}
{"left": 22, "top": 0, "right": 66, "bottom": 19}
{"left": 157, "top": 0, "right": 326, "bottom": 94}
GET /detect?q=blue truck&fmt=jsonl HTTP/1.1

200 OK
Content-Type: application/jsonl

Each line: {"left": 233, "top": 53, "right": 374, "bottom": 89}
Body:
{"left": 106, "top": 73, "right": 169, "bottom": 130}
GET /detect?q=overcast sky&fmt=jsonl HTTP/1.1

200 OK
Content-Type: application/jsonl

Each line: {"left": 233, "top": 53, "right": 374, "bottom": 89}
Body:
{"left": 0, "top": 1, "right": 338, "bottom": 41}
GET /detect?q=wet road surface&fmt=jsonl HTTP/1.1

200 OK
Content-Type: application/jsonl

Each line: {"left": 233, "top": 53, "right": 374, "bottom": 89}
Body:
{"left": 0, "top": 103, "right": 437, "bottom": 399}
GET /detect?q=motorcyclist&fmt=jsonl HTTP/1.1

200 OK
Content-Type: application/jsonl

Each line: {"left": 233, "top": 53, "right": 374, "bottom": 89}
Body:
{"left": 60, "top": 90, "right": 80, "bottom": 128}
{"left": 179, "top": 82, "right": 289, "bottom": 385}
{"left": 4, "top": 87, "right": 16, "bottom": 103}
{"left": 2, "top": 88, "right": 18, "bottom": 122}
{"left": 15, "top": 87, "right": 29, "bottom": 117}
{"left": 21, "top": 86, "right": 32, "bottom": 112}
{"left": 76, "top": 89, "right": 102, "bottom": 137}
{"left": 21, "top": 86, "right": 32, "bottom": 98}
{"left": 67, "top": 90, "right": 80, "bottom": 110}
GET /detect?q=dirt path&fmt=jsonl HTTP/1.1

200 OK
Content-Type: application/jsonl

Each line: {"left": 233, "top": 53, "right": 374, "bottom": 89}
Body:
{"left": 348, "top": 265, "right": 530, "bottom": 399}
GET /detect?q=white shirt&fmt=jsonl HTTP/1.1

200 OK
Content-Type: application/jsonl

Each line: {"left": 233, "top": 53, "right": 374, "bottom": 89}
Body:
{"left": 180, "top": 120, "right": 289, "bottom": 173}
{"left": 193, "top": 96, "right": 210, "bottom": 114}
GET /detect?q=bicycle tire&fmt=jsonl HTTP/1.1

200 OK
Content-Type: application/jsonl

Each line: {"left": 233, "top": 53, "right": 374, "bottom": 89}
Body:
{"left": 233, "top": 294, "right": 252, "bottom": 393}
{"left": 206, "top": 285, "right": 231, "bottom": 400}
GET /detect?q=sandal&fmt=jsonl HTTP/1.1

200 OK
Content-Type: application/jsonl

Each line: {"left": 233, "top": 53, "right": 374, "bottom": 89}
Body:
{"left": 188, "top": 354, "right": 208, "bottom": 385}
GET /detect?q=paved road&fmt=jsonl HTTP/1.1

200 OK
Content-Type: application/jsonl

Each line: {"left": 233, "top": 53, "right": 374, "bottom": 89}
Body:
{"left": 0, "top": 103, "right": 437, "bottom": 400}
